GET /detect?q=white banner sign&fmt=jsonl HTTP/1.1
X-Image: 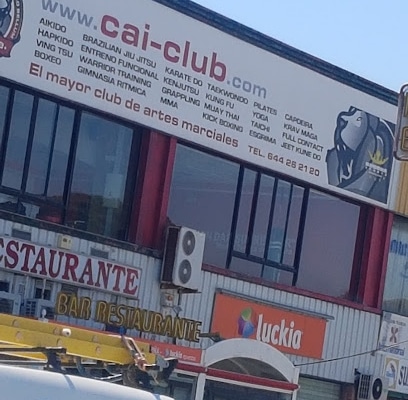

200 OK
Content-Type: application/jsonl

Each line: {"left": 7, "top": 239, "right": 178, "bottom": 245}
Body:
{"left": 0, "top": 0, "right": 397, "bottom": 207}
{"left": 379, "top": 312, "right": 408, "bottom": 358}
{"left": 384, "top": 356, "right": 408, "bottom": 394}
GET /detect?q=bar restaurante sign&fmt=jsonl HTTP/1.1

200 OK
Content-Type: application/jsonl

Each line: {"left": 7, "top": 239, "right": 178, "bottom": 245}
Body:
{"left": 56, "top": 292, "right": 202, "bottom": 342}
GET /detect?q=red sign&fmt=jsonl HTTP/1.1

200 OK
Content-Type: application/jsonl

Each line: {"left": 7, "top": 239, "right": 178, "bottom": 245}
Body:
{"left": 211, "top": 293, "right": 327, "bottom": 359}
{"left": 0, "top": 237, "right": 142, "bottom": 297}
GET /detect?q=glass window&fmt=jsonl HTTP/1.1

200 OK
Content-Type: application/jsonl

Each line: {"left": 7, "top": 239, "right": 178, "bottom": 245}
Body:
{"left": 66, "top": 113, "right": 134, "bottom": 238}
{"left": 2, "top": 91, "right": 33, "bottom": 189}
{"left": 26, "top": 99, "right": 58, "bottom": 195}
{"left": 282, "top": 185, "right": 304, "bottom": 266}
{"left": 0, "top": 85, "right": 9, "bottom": 144}
{"left": 266, "top": 179, "right": 291, "bottom": 262}
{"left": 234, "top": 169, "right": 256, "bottom": 254}
{"left": 46, "top": 106, "right": 75, "bottom": 199}
{"left": 204, "top": 380, "right": 291, "bottom": 400}
{"left": 383, "top": 217, "right": 408, "bottom": 316}
{"left": 168, "top": 145, "right": 362, "bottom": 299}
{"left": 154, "top": 374, "right": 195, "bottom": 400}
{"left": 296, "top": 190, "right": 360, "bottom": 297}
{"left": 0, "top": 82, "right": 141, "bottom": 241}
{"left": 230, "top": 257, "right": 263, "bottom": 278}
{"left": 252, "top": 174, "right": 275, "bottom": 258}
{"left": 168, "top": 145, "right": 240, "bottom": 267}
{"left": 26, "top": 100, "right": 74, "bottom": 199}
{"left": 230, "top": 171, "right": 304, "bottom": 283}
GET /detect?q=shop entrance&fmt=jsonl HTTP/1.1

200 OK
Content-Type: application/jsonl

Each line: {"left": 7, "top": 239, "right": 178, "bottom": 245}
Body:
{"left": 204, "top": 379, "right": 291, "bottom": 400}
{"left": 194, "top": 338, "right": 300, "bottom": 400}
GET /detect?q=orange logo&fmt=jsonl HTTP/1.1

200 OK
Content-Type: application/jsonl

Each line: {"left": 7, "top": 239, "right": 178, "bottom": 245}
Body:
{"left": 211, "top": 293, "right": 327, "bottom": 359}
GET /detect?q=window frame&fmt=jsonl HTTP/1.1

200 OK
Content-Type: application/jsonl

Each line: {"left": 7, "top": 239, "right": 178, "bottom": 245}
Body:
{"left": 228, "top": 166, "right": 310, "bottom": 284}
{"left": 0, "top": 78, "right": 142, "bottom": 241}
{"left": 168, "top": 142, "right": 365, "bottom": 299}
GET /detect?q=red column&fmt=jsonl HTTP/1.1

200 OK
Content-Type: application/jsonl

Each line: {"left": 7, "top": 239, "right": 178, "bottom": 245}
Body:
{"left": 356, "top": 207, "right": 393, "bottom": 309}
{"left": 128, "top": 131, "right": 177, "bottom": 249}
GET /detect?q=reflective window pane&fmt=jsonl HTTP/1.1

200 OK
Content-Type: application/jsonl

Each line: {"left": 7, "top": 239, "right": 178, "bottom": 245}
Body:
{"left": 47, "top": 106, "right": 75, "bottom": 198}
{"left": 229, "top": 257, "right": 262, "bottom": 278}
{"left": 296, "top": 190, "right": 359, "bottom": 297}
{"left": 383, "top": 217, "right": 408, "bottom": 315}
{"left": 167, "top": 144, "right": 360, "bottom": 298}
{"left": 168, "top": 145, "right": 239, "bottom": 267}
{"left": 234, "top": 169, "right": 256, "bottom": 253}
{"left": 204, "top": 380, "right": 291, "bottom": 400}
{"left": 66, "top": 113, "right": 133, "bottom": 239}
{"left": 0, "top": 193, "right": 19, "bottom": 213}
{"left": 281, "top": 185, "right": 304, "bottom": 266}
{"left": 267, "top": 179, "right": 290, "bottom": 262}
{"left": 2, "top": 91, "right": 33, "bottom": 189}
{"left": 26, "top": 100, "right": 74, "bottom": 198}
{"left": 26, "top": 99, "right": 58, "bottom": 195}
{"left": 263, "top": 264, "right": 293, "bottom": 285}
{"left": 0, "top": 85, "right": 9, "bottom": 144}
{"left": 251, "top": 174, "right": 274, "bottom": 258}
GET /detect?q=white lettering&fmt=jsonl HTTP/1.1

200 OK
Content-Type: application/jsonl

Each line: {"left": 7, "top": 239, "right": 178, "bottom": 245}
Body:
{"left": 255, "top": 314, "right": 303, "bottom": 350}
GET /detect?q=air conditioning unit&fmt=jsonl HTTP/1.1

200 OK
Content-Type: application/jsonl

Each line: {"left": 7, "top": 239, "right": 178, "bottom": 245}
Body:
{"left": 0, "top": 291, "right": 21, "bottom": 315}
{"left": 23, "top": 299, "right": 55, "bottom": 320}
{"left": 356, "top": 374, "right": 388, "bottom": 400}
{"left": 161, "top": 226, "right": 205, "bottom": 291}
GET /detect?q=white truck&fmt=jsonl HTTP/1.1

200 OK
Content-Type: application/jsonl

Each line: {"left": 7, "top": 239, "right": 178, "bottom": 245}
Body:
{"left": 0, "top": 364, "right": 176, "bottom": 400}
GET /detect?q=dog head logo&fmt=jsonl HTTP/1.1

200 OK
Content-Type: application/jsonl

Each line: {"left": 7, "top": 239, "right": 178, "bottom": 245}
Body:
{"left": 326, "top": 106, "right": 394, "bottom": 203}
{"left": 0, "top": 0, "right": 23, "bottom": 58}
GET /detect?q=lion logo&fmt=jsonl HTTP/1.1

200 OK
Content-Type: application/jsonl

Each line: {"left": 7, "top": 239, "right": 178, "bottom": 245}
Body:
{"left": 326, "top": 107, "right": 394, "bottom": 203}
{"left": 0, "top": 0, "right": 23, "bottom": 58}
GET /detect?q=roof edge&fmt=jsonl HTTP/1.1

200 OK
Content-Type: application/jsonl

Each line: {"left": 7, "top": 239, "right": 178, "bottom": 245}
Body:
{"left": 153, "top": 0, "right": 397, "bottom": 106}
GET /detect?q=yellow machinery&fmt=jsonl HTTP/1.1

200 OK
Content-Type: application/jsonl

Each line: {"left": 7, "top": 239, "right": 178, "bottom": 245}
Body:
{"left": 0, "top": 313, "right": 177, "bottom": 389}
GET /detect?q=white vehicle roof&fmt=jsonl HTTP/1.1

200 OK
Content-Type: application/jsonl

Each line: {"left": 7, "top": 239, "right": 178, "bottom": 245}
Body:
{"left": 0, "top": 364, "right": 175, "bottom": 400}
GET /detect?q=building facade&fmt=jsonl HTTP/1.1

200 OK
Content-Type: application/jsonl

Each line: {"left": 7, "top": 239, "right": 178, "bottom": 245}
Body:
{"left": 0, "top": 0, "right": 403, "bottom": 399}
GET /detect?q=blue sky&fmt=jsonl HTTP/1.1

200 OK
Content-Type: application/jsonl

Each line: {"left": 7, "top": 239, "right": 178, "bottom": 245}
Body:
{"left": 193, "top": 0, "right": 406, "bottom": 93}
